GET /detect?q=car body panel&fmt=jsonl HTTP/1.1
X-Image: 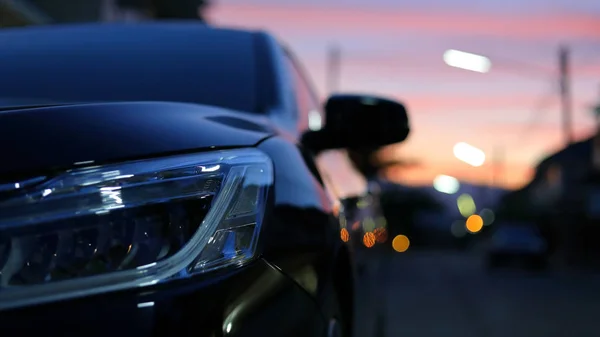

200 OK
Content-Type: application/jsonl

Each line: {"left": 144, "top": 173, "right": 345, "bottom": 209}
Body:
{"left": 0, "top": 22, "right": 367, "bottom": 336}
{"left": 0, "top": 133, "right": 348, "bottom": 337}
{"left": 0, "top": 102, "right": 273, "bottom": 178}
{"left": 0, "top": 23, "right": 269, "bottom": 115}
{"left": 257, "top": 137, "right": 354, "bottom": 326}
{"left": 0, "top": 259, "right": 327, "bottom": 337}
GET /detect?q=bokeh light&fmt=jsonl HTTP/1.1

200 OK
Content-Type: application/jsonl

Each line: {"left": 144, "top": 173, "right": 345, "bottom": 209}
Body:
{"left": 443, "top": 49, "right": 492, "bottom": 73}
{"left": 457, "top": 193, "right": 476, "bottom": 217}
{"left": 332, "top": 203, "right": 340, "bottom": 217}
{"left": 340, "top": 228, "right": 349, "bottom": 242}
{"left": 374, "top": 227, "right": 388, "bottom": 243}
{"left": 453, "top": 142, "right": 486, "bottom": 167}
{"left": 362, "top": 217, "right": 376, "bottom": 232}
{"left": 357, "top": 197, "right": 371, "bottom": 209}
{"left": 363, "top": 232, "right": 376, "bottom": 248}
{"left": 466, "top": 214, "right": 484, "bottom": 233}
{"left": 376, "top": 216, "right": 387, "bottom": 228}
{"left": 480, "top": 208, "right": 495, "bottom": 226}
{"left": 433, "top": 174, "right": 460, "bottom": 194}
{"left": 392, "top": 235, "right": 410, "bottom": 252}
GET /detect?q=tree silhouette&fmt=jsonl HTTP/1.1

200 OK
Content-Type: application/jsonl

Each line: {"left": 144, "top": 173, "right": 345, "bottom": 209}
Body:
{"left": 347, "top": 146, "right": 443, "bottom": 245}
{"left": 117, "top": 0, "right": 211, "bottom": 20}
{"left": 347, "top": 147, "right": 421, "bottom": 179}
{"left": 151, "top": 0, "right": 210, "bottom": 20}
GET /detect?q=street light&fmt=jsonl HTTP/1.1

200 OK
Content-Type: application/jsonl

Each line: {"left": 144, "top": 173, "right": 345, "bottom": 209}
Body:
{"left": 433, "top": 174, "right": 460, "bottom": 194}
{"left": 443, "top": 49, "right": 491, "bottom": 73}
{"left": 453, "top": 142, "right": 498, "bottom": 207}
{"left": 443, "top": 47, "right": 573, "bottom": 145}
{"left": 453, "top": 142, "right": 485, "bottom": 167}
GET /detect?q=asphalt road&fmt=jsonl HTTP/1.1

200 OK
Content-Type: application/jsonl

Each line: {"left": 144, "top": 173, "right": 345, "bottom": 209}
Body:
{"left": 354, "top": 248, "right": 600, "bottom": 337}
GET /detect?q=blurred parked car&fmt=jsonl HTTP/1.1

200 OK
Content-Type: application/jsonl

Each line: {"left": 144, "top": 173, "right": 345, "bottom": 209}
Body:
{"left": 0, "top": 23, "right": 410, "bottom": 337}
{"left": 486, "top": 221, "right": 548, "bottom": 270}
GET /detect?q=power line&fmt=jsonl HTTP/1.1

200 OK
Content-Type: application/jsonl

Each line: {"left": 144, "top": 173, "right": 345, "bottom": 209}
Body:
{"left": 343, "top": 50, "right": 557, "bottom": 82}
{"left": 487, "top": 53, "right": 555, "bottom": 77}
{"left": 513, "top": 83, "right": 559, "bottom": 146}
{"left": 491, "top": 83, "right": 557, "bottom": 187}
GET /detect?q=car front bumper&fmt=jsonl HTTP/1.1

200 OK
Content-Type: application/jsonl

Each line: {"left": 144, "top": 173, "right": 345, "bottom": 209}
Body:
{"left": 0, "top": 258, "right": 327, "bottom": 337}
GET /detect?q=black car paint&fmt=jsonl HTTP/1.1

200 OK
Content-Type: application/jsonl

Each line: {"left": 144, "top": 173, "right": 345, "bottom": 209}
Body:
{"left": 0, "top": 102, "right": 352, "bottom": 336}
{"left": 0, "top": 24, "right": 358, "bottom": 337}
{"left": 0, "top": 24, "right": 268, "bottom": 115}
{"left": 0, "top": 102, "right": 273, "bottom": 179}
{"left": 0, "top": 259, "right": 326, "bottom": 337}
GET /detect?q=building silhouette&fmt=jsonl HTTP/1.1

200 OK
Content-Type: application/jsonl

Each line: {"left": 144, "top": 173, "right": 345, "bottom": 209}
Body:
{"left": 0, "top": 0, "right": 209, "bottom": 27}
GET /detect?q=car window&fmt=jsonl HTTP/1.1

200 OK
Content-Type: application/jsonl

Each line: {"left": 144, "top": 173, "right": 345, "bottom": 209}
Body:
{"left": 284, "top": 51, "right": 367, "bottom": 200}
{"left": 317, "top": 150, "right": 368, "bottom": 198}
{"left": 283, "top": 54, "right": 322, "bottom": 133}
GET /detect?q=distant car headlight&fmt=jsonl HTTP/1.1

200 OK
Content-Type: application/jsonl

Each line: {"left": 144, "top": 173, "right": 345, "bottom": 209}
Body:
{"left": 0, "top": 148, "right": 273, "bottom": 310}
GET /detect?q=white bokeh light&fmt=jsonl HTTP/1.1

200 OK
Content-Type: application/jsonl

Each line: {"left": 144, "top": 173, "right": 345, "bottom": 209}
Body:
{"left": 308, "top": 110, "right": 322, "bottom": 131}
{"left": 443, "top": 49, "right": 491, "bottom": 73}
{"left": 453, "top": 142, "right": 486, "bottom": 167}
{"left": 433, "top": 174, "right": 460, "bottom": 194}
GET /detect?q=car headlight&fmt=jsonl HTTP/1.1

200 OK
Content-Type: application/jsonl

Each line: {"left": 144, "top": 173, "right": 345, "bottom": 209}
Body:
{"left": 0, "top": 148, "right": 273, "bottom": 310}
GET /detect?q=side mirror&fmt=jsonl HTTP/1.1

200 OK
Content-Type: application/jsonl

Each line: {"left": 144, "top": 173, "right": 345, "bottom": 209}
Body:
{"left": 302, "top": 94, "right": 410, "bottom": 152}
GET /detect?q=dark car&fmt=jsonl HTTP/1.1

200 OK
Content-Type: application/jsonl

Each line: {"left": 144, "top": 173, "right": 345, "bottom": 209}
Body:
{"left": 0, "top": 23, "right": 410, "bottom": 337}
{"left": 486, "top": 221, "right": 548, "bottom": 270}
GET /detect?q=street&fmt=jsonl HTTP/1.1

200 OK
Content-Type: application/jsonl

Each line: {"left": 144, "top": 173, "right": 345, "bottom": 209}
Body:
{"left": 355, "top": 249, "right": 600, "bottom": 337}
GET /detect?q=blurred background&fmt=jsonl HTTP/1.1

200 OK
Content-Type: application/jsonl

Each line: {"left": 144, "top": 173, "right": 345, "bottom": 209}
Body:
{"left": 2, "top": 1, "right": 599, "bottom": 186}
{"left": 3, "top": 1, "right": 600, "bottom": 336}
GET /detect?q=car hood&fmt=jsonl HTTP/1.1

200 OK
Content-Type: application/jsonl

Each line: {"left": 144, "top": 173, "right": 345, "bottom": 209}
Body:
{"left": 0, "top": 101, "right": 275, "bottom": 179}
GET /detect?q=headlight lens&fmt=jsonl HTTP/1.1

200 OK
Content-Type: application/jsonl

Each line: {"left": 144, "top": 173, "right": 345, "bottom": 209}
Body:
{"left": 0, "top": 148, "right": 272, "bottom": 310}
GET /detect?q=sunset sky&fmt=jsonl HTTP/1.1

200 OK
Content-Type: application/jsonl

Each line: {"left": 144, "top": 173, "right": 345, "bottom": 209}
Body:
{"left": 208, "top": 0, "right": 600, "bottom": 189}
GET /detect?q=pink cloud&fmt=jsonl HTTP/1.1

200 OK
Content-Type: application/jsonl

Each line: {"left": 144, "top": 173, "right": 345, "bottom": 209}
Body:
{"left": 573, "top": 63, "right": 600, "bottom": 78}
{"left": 209, "top": 3, "right": 600, "bottom": 41}
{"left": 327, "top": 53, "right": 558, "bottom": 78}
{"left": 399, "top": 92, "right": 557, "bottom": 114}
{"left": 206, "top": 2, "right": 600, "bottom": 189}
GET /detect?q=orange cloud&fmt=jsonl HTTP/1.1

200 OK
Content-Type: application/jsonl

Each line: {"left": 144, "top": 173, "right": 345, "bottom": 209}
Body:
{"left": 387, "top": 124, "right": 595, "bottom": 188}
{"left": 209, "top": 3, "right": 600, "bottom": 40}
{"left": 384, "top": 160, "right": 534, "bottom": 189}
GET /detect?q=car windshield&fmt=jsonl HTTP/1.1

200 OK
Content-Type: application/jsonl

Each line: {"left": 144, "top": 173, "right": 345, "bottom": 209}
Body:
{"left": 0, "top": 24, "right": 264, "bottom": 113}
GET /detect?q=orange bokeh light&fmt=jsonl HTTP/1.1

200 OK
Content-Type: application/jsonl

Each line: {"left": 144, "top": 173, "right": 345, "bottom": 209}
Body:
{"left": 340, "top": 228, "right": 350, "bottom": 242}
{"left": 332, "top": 203, "right": 340, "bottom": 217}
{"left": 392, "top": 234, "right": 410, "bottom": 252}
{"left": 363, "top": 232, "right": 376, "bottom": 248}
{"left": 374, "top": 227, "right": 388, "bottom": 243}
{"left": 466, "top": 214, "right": 484, "bottom": 233}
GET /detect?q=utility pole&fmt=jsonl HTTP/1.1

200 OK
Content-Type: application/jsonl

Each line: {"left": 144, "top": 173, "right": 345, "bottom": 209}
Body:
{"left": 326, "top": 44, "right": 341, "bottom": 94}
{"left": 592, "top": 85, "right": 600, "bottom": 169}
{"left": 486, "top": 145, "right": 504, "bottom": 206}
{"left": 492, "top": 145, "right": 505, "bottom": 187}
{"left": 559, "top": 45, "right": 573, "bottom": 145}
